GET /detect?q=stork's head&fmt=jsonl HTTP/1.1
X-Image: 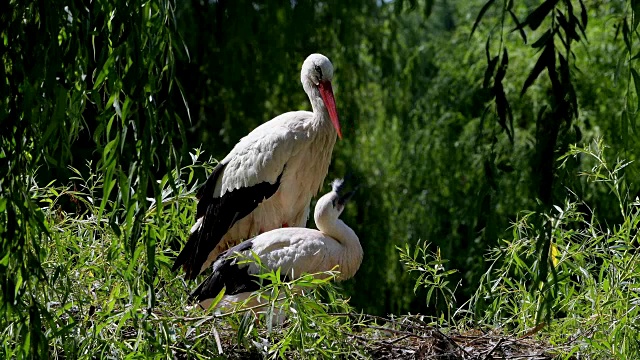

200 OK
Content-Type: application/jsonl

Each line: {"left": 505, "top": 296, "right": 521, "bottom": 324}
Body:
{"left": 314, "top": 178, "right": 356, "bottom": 222}
{"left": 301, "top": 53, "right": 341, "bottom": 139}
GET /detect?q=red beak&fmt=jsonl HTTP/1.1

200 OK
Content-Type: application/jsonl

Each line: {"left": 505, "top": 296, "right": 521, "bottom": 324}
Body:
{"left": 318, "top": 80, "right": 342, "bottom": 139}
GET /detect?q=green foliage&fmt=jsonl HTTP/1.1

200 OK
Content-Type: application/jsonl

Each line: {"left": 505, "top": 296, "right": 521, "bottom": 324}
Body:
{"left": 4, "top": 0, "right": 640, "bottom": 356}
{"left": 397, "top": 241, "right": 458, "bottom": 323}
{"left": 471, "top": 0, "right": 591, "bottom": 320}
{"left": 0, "top": 152, "right": 365, "bottom": 358}
{"left": 0, "top": 155, "right": 199, "bottom": 358}
{"left": 1, "top": 0, "right": 187, "bottom": 356}
{"left": 470, "top": 140, "right": 640, "bottom": 358}
{"left": 358, "top": 0, "right": 640, "bottom": 315}
{"left": 221, "top": 261, "right": 363, "bottom": 359}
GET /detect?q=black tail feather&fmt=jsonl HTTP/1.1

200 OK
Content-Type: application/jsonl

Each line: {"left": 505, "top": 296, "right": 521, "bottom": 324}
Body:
{"left": 189, "top": 240, "right": 259, "bottom": 302}
{"left": 171, "top": 224, "right": 201, "bottom": 276}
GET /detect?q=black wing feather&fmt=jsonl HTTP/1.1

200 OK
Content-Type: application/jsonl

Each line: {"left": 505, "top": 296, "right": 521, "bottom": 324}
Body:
{"left": 172, "top": 163, "right": 285, "bottom": 279}
{"left": 189, "top": 239, "right": 290, "bottom": 304}
{"left": 189, "top": 240, "right": 262, "bottom": 302}
{"left": 196, "top": 161, "right": 225, "bottom": 203}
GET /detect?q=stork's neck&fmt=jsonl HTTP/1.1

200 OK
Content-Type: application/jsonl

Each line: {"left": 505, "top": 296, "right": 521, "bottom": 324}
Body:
{"left": 303, "top": 80, "right": 332, "bottom": 127}
{"left": 316, "top": 216, "right": 363, "bottom": 280}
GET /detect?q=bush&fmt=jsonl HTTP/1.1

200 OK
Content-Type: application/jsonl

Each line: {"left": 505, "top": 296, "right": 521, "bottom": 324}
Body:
{"left": 470, "top": 139, "right": 640, "bottom": 359}
{"left": 0, "top": 150, "right": 365, "bottom": 358}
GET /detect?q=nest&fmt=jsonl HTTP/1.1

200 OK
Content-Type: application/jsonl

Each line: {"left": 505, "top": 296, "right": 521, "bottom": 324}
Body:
{"left": 350, "top": 314, "right": 561, "bottom": 360}
{"left": 172, "top": 312, "right": 570, "bottom": 359}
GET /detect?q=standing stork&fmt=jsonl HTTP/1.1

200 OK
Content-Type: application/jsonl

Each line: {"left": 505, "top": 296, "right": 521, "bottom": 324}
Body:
{"left": 190, "top": 178, "right": 362, "bottom": 310}
{"left": 173, "top": 54, "right": 342, "bottom": 279}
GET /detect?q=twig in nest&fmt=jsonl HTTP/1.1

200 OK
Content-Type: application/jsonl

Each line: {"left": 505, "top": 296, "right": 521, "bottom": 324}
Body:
{"left": 373, "top": 342, "right": 417, "bottom": 353}
{"left": 387, "top": 334, "right": 412, "bottom": 345}
{"left": 354, "top": 313, "right": 475, "bottom": 359}
{"left": 363, "top": 324, "right": 428, "bottom": 338}
{"left": 348, "top": 330, "right": 416, "bottom": 354}
{"left": 483, "top": 338, "right": 503, "bottom": 359}
{"left": 490, "top": 356, "right": 550, "bottom": 359}
{"left": 211, "top": 326, "right": 223, "bottom": 355}
{"left": 519, "top": 323, "right": 546, "bottom": 339}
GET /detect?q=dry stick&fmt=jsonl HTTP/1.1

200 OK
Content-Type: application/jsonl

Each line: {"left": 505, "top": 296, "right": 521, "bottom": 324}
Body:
{"left": 368, "top": 340, "right": 417, "bottom": 353}
{"left": 387, "top": 334, "right": 412, "bottom": 345}
{"left": 211, "top": 326, "right": 223, "bottom": 355}
{"left": 454, "top": 333, "right": 503, "bottom": 340}
{"left": 483, "top": 338, "right": 503, "bottom": 360}
{"left": 162, "top": 301, "right": 279, "bottom": 324}
{"left": 490, "top": 356, "right": 550, "bottom": 360}
{"left": 519, "top": 322, "right": 546, "bottom": 339}
{"left": 363, "top": 324, "right": 429, "bottom": 338}
{"left": 330, "top": 312, "right": 436, "bottom": 336}
{"left": 456, "top": 330, "right": 511, "bottom": 347}
{"left": 345, "top": 329, "right": 417, "bottom": 354}
{"left": 376, "top": 343, "right": 417, "bottom": 353}
{"left": 363, "top": 313, "right": 434, "bottom": 334}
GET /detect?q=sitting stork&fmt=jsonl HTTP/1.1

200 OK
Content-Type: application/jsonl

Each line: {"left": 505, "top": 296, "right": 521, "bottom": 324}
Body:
{"left": 173, "top": 54, "right": 342, "bottom": 279}
{"left": 190, "top": 179, "right": 362, "bottom": 311}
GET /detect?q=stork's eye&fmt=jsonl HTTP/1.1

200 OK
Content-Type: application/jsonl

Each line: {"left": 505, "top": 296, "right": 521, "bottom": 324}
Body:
{"left": 314, "top": 65, "right": 323, "bottom": 79}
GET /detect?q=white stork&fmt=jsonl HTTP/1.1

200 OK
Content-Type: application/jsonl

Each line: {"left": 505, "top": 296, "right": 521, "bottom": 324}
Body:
{"left": 173, "top": 54, "right": 342, "bottom": 279}
{"left": 189, "top": 179, "right": 362, "bottom": 310}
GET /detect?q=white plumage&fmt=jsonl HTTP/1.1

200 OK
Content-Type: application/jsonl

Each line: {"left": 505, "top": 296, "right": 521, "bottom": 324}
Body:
{"left": 173, "top": 54, "right": 342, "bottom": 279}
{"left": 190, "top": 179, "right": 362, "bottom": 310}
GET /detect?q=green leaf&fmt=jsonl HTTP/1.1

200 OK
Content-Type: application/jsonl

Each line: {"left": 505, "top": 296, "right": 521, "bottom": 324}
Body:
{"left": 208, "top": 287, "right": 226, "bottom": 310}
{"left": 15, "top": 271, "right": 22, "bottom": 299}
{"left": 571, "top": 12, "right": 588, "bottom": 39}
{"left": 579, "top": 0, "right": 588, "bottom": 29}
{"left": 0, "top": 252, "right": 9, "bottom": 266}
{"left": 632, "top": 0, "right": 640, "bottom": 30}
{"left": 556, "top": 12, "right": 580, "bottom": 41}
{"left": 531, "top": 29, "right": 553, "bottom": 49}
{"left": 522, "top": 44, "right": 553, "bottom": 96}
{"left": 508, "top": 9, "right": 527, "bottom": 43}
{"left": 237, "top": 312, "right": 254, "bottom": 346}
{"left": 622, "top": 19, "right": 632, "bottom": 53}
{"left": 495, "top": 86, "right": 513, "bottom": 143}
{"left": 93, "top": 55, "right": 115, "bottom": 90}
{"left": 102, "top": 136, "right": 119, "bottom": 171}
{"left": 110, "top": 221, "right": 121, "bottom": 237}
{"left": 483, "top": 56, "right": 499, "bottom": 89}
{"left": 470, "top": 0, "right": 496, "bottom": 39}
{"left": 621, "top": 110, "right": 629, "bottom": 143}
{"left": 522, "top": 0, "right": 559, "bottom": 31}
{"left": 630, "top": 68, "right": 640, "bottom": 111}
{"left": 21, "top": 330, "right": 31, "bottom": 355}
{"left": 495, "top": 47, "right": 509, "bottom": 83}
{"left": 423, "top": 0, "right": 434, "bottom": 18}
